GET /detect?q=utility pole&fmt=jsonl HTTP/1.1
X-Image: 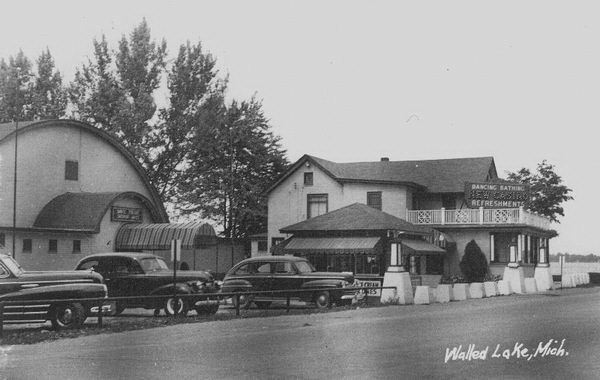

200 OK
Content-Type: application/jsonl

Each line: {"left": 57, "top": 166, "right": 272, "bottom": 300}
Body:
{"left": 12, "top": 120, "right": 18, "bottom": 259}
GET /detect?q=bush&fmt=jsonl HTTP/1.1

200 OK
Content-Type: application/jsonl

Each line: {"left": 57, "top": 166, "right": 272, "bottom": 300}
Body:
{"left": 440, "top": 275, "right": 467, "bottom": 284}
{"left": 459, "top": 240, "right": 490, "bottom": 282}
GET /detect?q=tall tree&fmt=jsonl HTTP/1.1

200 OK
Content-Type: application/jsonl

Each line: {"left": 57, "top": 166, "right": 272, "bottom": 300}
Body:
{"left": 0, "top": 50, "right": 34, "bottom": 122}
{"left": 506, "top": 160, "right": 573, "bottom": 223}
{"left": 178, "top": 98, "right": 288, "bottom": 237}
{"left": 69, "top": 19, "right": 167, "bottom": 166}
{"left": 31, "top": 49, "right": 67, "bottom": 119}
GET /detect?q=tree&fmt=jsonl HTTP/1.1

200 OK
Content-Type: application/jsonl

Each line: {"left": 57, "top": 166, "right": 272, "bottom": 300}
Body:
{"left": 459, "top": 240, "right": 489, "bottom": 282}
{"left": 0, "top": 50, "right": 34, "bottom": 122}
{"left": 31, "top": 49, "right": 67, "bottom": 119}
{"left": 69, "top": 19, "right": 167, "bottom": 167}
{"left": 506, "top": 160, "right": 573, "bottom": 223}
{"left": 177, "top": 97, "right": 288, "bottom": 238}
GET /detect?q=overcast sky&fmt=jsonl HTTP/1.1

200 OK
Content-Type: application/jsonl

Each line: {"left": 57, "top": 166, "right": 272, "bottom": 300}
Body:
{"left": 1, "top": 1, "right": 597, "bottom": 255}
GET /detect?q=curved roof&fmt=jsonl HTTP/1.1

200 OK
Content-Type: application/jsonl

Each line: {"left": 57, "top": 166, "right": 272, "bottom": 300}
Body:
{"left": 115, "top": 221, "right": 216, "bottom": 250}
{"left": 0, "top": 119, "right": 168, "bottom": 221}
{"left": 34, "top": 192, "right": 162, "bottom": 232}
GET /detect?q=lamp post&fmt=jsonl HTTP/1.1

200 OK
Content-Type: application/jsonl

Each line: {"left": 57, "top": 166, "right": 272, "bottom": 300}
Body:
{"left": 11, "top": 120, "right": 18, "bottom": 259}
{"left": 508, "top": 236, "right": 518, "bottom": 268}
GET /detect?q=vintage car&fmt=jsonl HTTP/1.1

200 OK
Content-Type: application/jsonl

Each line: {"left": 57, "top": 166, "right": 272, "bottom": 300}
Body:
{"left": 0, "top": 254, "right": 107, "bottom": 329}
{"left": 75, "top": 252, "right": 220, "bottom": 316}
{"left": 221, "top": 256, "right": 356, "bottom": 309}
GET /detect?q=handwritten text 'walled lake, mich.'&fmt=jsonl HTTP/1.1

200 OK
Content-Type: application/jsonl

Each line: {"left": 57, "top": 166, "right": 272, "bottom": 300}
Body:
{"left": 444, "top": 339, "right": 568, "bottom": 363}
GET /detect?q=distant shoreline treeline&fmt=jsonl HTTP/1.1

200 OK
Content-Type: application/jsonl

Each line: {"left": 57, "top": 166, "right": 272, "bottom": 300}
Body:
{"left": 549, "top": 253, "right": 600, "bottom": 263}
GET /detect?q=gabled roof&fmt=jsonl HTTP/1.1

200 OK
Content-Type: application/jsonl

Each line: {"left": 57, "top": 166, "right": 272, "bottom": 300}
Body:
{"left": 265, "top": 154, "right": 497, "bottom": 194}
{"left": 33, "top": 192, "right": 163, "bottom": 232}
{"left": 280, "top": 203, "right": 431, "bottom": 235}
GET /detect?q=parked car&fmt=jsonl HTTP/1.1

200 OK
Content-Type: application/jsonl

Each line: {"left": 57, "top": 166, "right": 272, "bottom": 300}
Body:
{"left": 75, "top": 252, "right": 220, "bottom": 316}
{"left": 0, "top": 254, "right": 107, "bottom": 329}
{"left": 221, "top": 256, "right": 356, "bottom": 309}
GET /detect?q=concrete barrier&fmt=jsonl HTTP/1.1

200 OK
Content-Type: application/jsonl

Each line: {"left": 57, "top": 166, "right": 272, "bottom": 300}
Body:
{"left": 483, "top": 282, "right": 498, "bottom": 297}
{"left": 435, "top": 285, "right": 451, "bottom": 303}
{"left": 414, "top": 286, "right": 432, "bottom": 305}
{"left": 469, "top": 283, "right": 484, "bottom": 299}
{"left": 584, "top": 273, "right": 590, "bottom": 284}
{"left": 452, "top": 284, "right": 470, "bottom": 301}
{"left": 524, "top": 278, "right": 538, "bottom": 293}
{"left": 497, "top": 280, "right": 512, "bottom": 295}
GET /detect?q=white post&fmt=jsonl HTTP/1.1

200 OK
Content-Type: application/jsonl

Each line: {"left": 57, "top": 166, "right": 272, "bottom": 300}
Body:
{"left": 534, "top": 237, "right": 553, "bottom": 290}
{"left": 479, "top": 207, "right": 484, "bottom": 225}
{"left": 490, "top": 234, "right": 495, "bottom": 262}
{"left": 381, "top": 239, "right": 413, "bottom": 305}
{"left": 519, "top": 206, "right": 525, "bottom": 223}
{"left": 517, "top": 234, "right": 523, "bottom": 263}
{"left": 441, "top": 207, "right": 446, "bottom": 225}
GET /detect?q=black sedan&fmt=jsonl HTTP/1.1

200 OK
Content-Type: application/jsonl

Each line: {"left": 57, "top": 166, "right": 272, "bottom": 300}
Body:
{"left": 221, "top": 256, "right": 356, "bottom": 309}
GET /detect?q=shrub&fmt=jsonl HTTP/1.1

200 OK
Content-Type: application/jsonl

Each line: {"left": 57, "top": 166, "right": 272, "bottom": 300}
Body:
{"left": 459, "top": 240, "right": 489, "bottom": 282}
{"left": 440, "top": 275, "right": 467, "bottom": 284}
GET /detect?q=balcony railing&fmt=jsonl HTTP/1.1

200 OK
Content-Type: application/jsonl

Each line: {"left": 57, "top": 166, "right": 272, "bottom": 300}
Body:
{"left": 405, "top": 207, "right": 551, "bottom": 230}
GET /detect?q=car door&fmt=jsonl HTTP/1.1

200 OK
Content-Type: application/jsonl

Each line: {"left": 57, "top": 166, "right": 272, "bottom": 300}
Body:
{"left": 271, "top": 261, "right": 303, "bottom": 299}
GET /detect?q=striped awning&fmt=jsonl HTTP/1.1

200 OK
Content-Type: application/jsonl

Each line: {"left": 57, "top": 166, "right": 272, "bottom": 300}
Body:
{"left": 401, "top": 240, "right": 446, "bottom": 255}
{"left": 281, "top": 237, "right": 381, "bottom": 255}
{"left": 115, "top": 222, "right": 216, "bottom": 250}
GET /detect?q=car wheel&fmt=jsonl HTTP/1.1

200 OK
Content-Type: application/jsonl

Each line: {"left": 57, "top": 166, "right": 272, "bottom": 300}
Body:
{"left": 164, "top": 296, "right": 189, "bottom": 316}
{"left": 232, "top": 293, "right": 252, "bottom": 309}
{"left": 50, "top": 302, "right": 86, "bottom": 330}
{"left": 195, "top": 304, "right": 220, "bottom": 315}
{"left": 255, "top": 301, "right": 271, "bottom": 310}
{"left": 314, "top": 291, "right": 331, "bottom": 309}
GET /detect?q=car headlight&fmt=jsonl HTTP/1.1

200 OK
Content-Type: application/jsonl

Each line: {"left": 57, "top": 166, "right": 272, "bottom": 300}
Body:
{"left": 341, "top": 280, "right": 350, "bottom": 288}
{"left": 188, "top": 281, "right": 205, "bottom": 291}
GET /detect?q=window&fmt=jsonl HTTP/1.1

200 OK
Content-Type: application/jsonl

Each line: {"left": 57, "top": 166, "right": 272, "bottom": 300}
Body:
{"left": 22, "top": 239, "right": 32, "bottom": 253}
{"left": 304, "top": 172, "right": 314, "bottom": 186}
{"left": 65, "top": 160, "right": 79, "bottom": 181}
{"left": 0, "top": 264, "right": 8, "bottom": 278}
{"left": 77, "top": 259, "right": 99, "bottom": 271}
{"left": 441, "top": 194, "right": 455, "bottom": 210}
{"left": 257, "top": 240, "right": 268, "bottom": 252}
{"left": 271, "top": 237, "right": 284, "bottom": 247}
{"left": 307, "top": 194, "right": 328, "bottom": 219}
{"left": 0, "top": 233, "right": 4, "bottom": 248}
{"left": 49, "top": 239, "right": 58, "bottom": 253}
{"left": 73, "top": 240, "right": 81, "bottom": 253}
{"left": 367, "top": 191, "right": 382, "bottom": 210}
{"left": 274, "top": 261, "right": 295, "bottom": 274}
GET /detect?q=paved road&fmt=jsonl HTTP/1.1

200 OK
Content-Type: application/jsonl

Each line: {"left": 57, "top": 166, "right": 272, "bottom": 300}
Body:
{"left": 2, "top": 287, "right": 599, "bottom": 379}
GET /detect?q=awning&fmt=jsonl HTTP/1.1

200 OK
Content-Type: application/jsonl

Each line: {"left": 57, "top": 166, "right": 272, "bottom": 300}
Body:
{"left": 115, "top": 221, "right": 216, "bottom": 250}
{"left": 401, "top": 240, "right": 446, "bottom": 255}
{"left": 280, "top": 237, "right": 381, "bottom": 255}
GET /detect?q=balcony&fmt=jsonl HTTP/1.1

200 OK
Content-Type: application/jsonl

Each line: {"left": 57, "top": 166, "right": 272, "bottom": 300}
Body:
{"left": 405, "top": 207, "right": 552, "bottom": 231}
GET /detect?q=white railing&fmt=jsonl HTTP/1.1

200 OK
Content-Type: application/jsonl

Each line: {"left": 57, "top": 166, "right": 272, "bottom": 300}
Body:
{"left": 406, "top": 207, "right": 552, "bottom": 230}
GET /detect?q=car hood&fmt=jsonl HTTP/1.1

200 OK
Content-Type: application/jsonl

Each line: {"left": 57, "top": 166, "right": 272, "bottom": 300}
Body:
{"left": 21, "top": 270, "right": 103, "bottom": 283}
{"left": 302, "top": 272, "right": 354, "bottom": 282}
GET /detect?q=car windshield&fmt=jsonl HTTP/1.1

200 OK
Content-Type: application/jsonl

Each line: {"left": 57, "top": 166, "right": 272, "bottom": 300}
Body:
{"left": 1, "top": 255, "right": 23, "bottom": 277}
{"left": 139, "top": 257, "right": 169, "bottom": 272}
{"left": 295, "top": 261, "right": 316, "bottom": 273}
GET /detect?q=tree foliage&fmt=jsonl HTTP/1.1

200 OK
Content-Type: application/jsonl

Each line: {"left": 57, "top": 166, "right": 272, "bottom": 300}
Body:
{"left": 506, "top": 160, "right": 573, "bottom": 223}
{"left": 459, "top": 240, "right": 489, "bottom": 282}
{"left": 178, "top": 98, "right": 288, "bottom": 238}
{"left": 0, "top": 49, "right": 66, "bottom": 122}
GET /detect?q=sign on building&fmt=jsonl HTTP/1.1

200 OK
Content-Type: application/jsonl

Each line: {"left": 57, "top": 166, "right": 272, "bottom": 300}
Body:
{"left": 111, "top": 206, "right": 143, "bottom": 222}
{"left": 464, "top": 182, "right": 530, "bottom": 209}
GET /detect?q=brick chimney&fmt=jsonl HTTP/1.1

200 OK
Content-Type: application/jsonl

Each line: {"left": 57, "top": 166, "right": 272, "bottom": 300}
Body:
{"left": 380, "top": 157, "right": 390, "bottom": 162}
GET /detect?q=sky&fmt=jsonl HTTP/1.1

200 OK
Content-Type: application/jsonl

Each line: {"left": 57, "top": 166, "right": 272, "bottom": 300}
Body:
{"left": 1, "top": 1, "right": 598, "bottom": 255}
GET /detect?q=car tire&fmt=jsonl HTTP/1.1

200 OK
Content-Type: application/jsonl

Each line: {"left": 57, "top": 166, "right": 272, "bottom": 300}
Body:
{"left": 255, "top": 301, "right": 271, "bottom": 310}
{"left": 314, "top": 291, "right": 331, "bottom": 309}
{"left": 232, "top": 293, "right": 252, "bottom": 310}
{"left": 164, "top": 296, "right": 189, "bottom": 317}
{"left": 50, "top": 302, "right": 86, "bottom": 330}
{"left": 195, "top": 304, "right": 220, "bottom": 315}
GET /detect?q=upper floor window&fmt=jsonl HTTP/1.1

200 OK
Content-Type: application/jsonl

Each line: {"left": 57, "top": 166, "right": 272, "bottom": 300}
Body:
{"left": 65, "top": 160, "right": 79, "bottom": 181}
{"left": 271, "top": 237, "right": 284, "bottom": 248}
{"left": 304, "top": 172, "right": 314, "bottom": 186}
{"left": 257, "top": 240, "right": 268, "bottom": 252}
{"left": 367, "top": 191, "right": 382, "bottom": 210}
{"left": 0, "top": 233, "right": 5, "bottom": 248}
{"left": 441, "top": 194, "right": 455, "bottom": 210}
{"left": 23, "top": 239, "right": 32, "bottom": 253}
{"left": 49, "top": 239, "right": 58, "bottom": 253}
{"left": 73, "top": 240, "right": 81, "bottom": 254}
{"left": 307, "top": 194, "right": 328, "bottom": 219}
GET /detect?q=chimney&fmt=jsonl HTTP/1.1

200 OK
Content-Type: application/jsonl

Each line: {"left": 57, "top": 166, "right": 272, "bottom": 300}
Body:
{"left": 380, "top": 157, "right": 389, "bottom": 162}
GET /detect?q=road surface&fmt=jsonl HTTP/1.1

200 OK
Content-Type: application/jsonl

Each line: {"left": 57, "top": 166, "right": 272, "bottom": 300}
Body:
{"left": 1, "top": 287, "right": 599, "bottom": 379}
